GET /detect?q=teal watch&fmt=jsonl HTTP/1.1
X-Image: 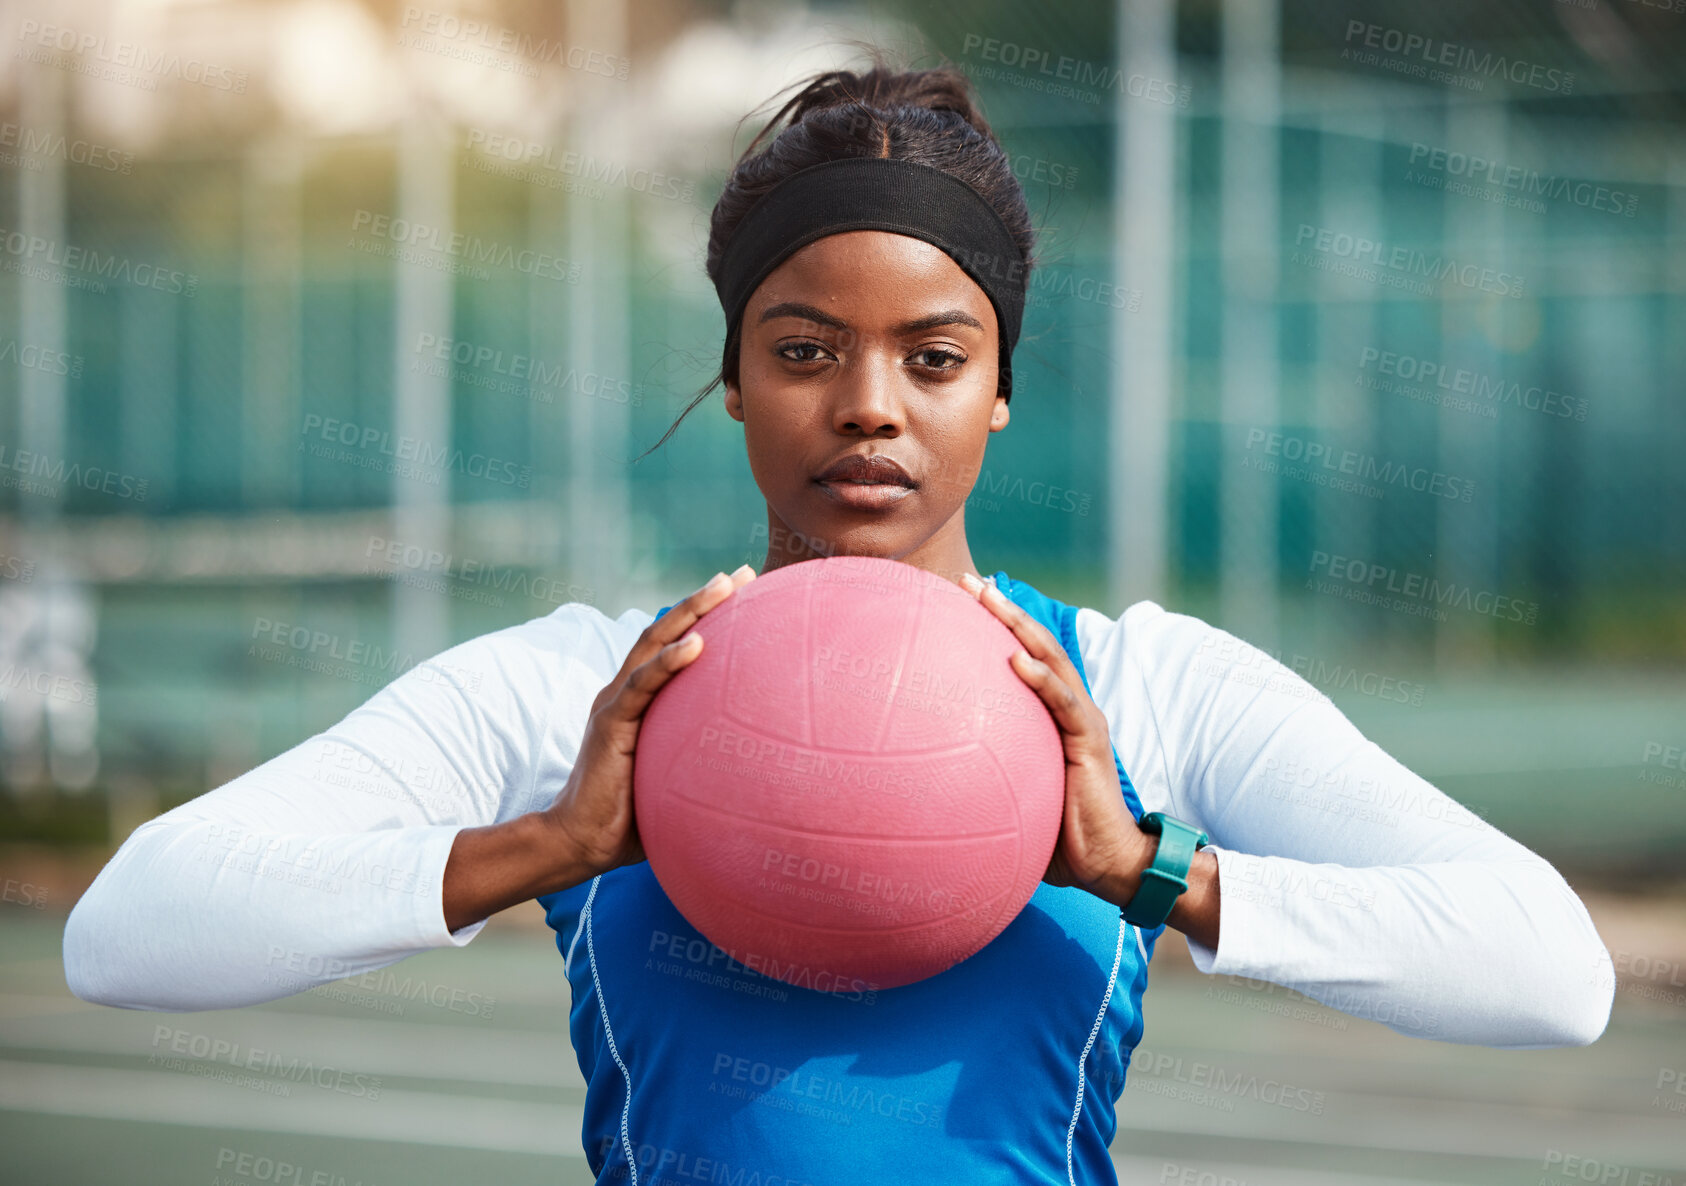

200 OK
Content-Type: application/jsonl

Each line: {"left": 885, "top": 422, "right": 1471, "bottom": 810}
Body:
{"left": 1121, "top": 811, "right": 1210, "bottom": 929}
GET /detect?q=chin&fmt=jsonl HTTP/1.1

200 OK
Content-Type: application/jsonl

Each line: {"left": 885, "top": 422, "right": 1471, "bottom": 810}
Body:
{"left": 770, "top": 511, "right": 908, "bottom": 564}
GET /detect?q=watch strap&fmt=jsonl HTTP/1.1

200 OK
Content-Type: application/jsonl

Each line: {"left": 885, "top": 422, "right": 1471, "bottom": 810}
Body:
{"left": 1121, "top": 811, "right": 1209, "bottom": 929}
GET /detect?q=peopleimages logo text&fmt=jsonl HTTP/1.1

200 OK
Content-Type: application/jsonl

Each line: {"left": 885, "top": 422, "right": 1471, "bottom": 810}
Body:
{"left": 0, "top": 227, "right": 198, "bottom": 295}
{"left": 0, "top": 122, "right": 132, "bottom": 173}
{"left": 398, "top": 7, "right": 630, "bottom": 78}
{"left": 959, "top": 34, "right": 1190, "bottom": 107}
{"left": 1294, "top": 224, "right": 1523, "bottom": 298}
{"left": 1244, "top": 428, "right": 1475, "bottom": 502}
{"left": 1358, "top": 348, "right": 1588, "bottom": 421}
{"left": 349, "top": 210, "right": 581, "bottom": 283}
{"left": 15, "top": 19, "right": 248, "bottom": 92}
{"left": 1407, "top": 144, "right": 1636, "bottom": 218}
{"left": 0, "top": 444, "right": 148, "bottom": 501}
{"left": 465, "top": 131, "right": 693, "bottom": 203}
{"left": 300, "top": 414, "right": 530, "bottom": 489}
{"left": 1309, "top": 551, "right": 1540, "bottom": 624}
{"left": 1342, "top": 21, "right": 1574, "bottom": 93}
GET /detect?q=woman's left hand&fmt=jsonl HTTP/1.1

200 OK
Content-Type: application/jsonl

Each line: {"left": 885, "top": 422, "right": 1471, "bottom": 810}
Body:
{"left": 957, "top": 572, "right": 1153, "bottom": 904}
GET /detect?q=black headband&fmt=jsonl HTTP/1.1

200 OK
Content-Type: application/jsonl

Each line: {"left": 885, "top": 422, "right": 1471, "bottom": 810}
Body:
{"left": 713, "top": 157, "right": 1027, "bottom": 399}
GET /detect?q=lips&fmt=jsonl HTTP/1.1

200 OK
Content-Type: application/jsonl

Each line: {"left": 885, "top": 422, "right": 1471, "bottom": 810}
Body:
{"left": 814, "top": 453, "right": 916, "bottom": 488}
{"left": 813, "top": 453, "right": 917, "bottom": 512}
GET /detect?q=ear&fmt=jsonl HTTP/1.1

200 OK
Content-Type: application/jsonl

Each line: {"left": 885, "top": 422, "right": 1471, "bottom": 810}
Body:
{"left": 725, "top": 377, "right": 744, "bottom": 423}
{"left": 988, "top": 395, "right": 1010, "bottom": 432}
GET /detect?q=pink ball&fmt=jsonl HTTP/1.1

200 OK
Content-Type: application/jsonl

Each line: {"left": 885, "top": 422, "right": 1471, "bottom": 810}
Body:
{"left": 634, "top": 555, "right": 1065, "bottom": 992}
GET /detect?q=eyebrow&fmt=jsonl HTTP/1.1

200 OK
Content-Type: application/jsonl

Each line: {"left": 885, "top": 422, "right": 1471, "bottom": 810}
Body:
{"left": 757, "top": 301, "right": 985, "bottom": 335}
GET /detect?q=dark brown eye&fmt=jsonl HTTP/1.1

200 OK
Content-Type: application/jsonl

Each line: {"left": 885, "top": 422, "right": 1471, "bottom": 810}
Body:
{"left": 778, "top": 342, "right": 830, "bottom": 363}
{"left": 913, "top": 348, "right": 965, "bottom": 370}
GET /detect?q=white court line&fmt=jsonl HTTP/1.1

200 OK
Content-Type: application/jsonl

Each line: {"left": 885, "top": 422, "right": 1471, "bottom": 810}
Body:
{"left": 1111, "top": 1151, "right": 1471, "bottom": 1186}
{"left": 1113, "top": 1094, "right": 1686, "bottom": 1171}
{"left": 0, "top": 994, "right": 582, "bottom": 1090}
{"left": 0, "top": 1060, "right": 587, "bottom": 1158}
{"left": 0, "top": 991, "right": 91, "bottom": 1019}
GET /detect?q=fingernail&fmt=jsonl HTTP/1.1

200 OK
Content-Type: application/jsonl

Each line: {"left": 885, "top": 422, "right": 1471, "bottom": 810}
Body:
{"left": 706, "top": 571, "right": 728, "bottom": 591}
{"left": 730, "top": 563, "right": 755, "bottom": 580}
{"left": 959, "top": 572, "right": 980, "bottom": 591}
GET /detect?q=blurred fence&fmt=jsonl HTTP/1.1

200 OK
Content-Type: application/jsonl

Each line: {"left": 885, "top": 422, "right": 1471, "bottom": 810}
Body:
{"left": 0, "top": 0, "right": 1681, "bottom": 881}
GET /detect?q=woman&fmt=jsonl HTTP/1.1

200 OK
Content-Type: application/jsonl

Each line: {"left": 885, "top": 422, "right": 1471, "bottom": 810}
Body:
{"left": 65, "top": 62, "right": 1613, "bottom": 1185}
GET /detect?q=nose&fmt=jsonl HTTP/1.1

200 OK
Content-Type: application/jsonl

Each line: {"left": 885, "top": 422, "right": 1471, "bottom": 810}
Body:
{"left": 828, "top": 352, "right": 905, "bottom": 437}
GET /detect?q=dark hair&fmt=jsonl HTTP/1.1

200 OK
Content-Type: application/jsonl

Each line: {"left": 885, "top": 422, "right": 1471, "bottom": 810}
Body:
{"left": 635, "top": 49, "right": 1036, "bottom": 461}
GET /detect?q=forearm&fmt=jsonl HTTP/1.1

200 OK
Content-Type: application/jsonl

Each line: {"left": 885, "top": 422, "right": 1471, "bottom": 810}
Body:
{"left": 441, "top": 810, "right": 600, "bottom": 932}
{"left": 1166, "top": 850, "right": 1221, "bottom": 950}
{"left": 1185, "top": 848, "right": 1613, "bottom": 1047}
{"left": 64, "top": 817, "right": 469, "bottom": 1011}
{"left": 1094, "top": 841, "right": 1222, "bottom": 952}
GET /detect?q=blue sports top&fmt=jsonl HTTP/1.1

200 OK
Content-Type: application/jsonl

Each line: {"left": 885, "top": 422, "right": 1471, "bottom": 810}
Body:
{"left": 537, "top": 570, "right": 1161, "bottom": 1185}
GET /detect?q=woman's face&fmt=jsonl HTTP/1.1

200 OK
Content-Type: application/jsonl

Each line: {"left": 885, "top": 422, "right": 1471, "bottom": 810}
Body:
{"left": 725, "top": 230, "right": 1009, "bottom": 570}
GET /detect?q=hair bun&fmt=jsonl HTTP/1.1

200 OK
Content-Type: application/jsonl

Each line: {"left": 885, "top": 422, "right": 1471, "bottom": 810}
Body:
{"left": 739, "top": 47, "right": 999, "bottom": 160}
{"left": 781, "top": 65, "right": 995, "bottom": 141}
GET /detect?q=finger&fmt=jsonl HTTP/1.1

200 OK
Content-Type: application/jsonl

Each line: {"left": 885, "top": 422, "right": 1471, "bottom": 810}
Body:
{"left": 660, "top": 563, "right": 756, "bottom": 642}
{"left": 961, "top": 576, "right": 1089, "bottom": 701}
{"left": 606, "top": 554, "right": 755, "bottom": 723}
{"left": 1008, "top": 648, "right": 1100, "bottom": 742}
{"left": 604, "top": 629, "right": 707, "bottom": 728}
{"left": 618, "top": 564, "right": 755, "bottom": 682}
{"left": 590, "top": 570, "right": 736, "bottom": 715}
{"left": 963, "top": 575, "right": 1068, "bottom": 664}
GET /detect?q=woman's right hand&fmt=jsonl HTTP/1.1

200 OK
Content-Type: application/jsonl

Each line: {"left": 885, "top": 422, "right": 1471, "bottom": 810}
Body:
{"left": 442, "top": 564, "right": 755, "bottom": 931}
{"left": 542, "top": 563, "right": 757, "bottom": 878}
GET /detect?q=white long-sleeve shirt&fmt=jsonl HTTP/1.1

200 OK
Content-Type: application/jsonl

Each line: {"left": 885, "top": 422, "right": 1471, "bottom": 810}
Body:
{"left": 62, "top": 592, "right": 1615, "bottom": 1048}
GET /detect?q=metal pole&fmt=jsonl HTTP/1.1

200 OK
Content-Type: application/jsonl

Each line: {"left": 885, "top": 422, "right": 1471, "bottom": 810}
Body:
{"left": 391, "top": 109, "right": 454, "bottom": 662}
{"left": 1110, "top": 0, "right": 1178, "bottom": 612}
{"left": 1434, "top": 97, "right": 1505, "bottom": 671}
{"left": 242, "top": 137, "right": 303, "bottom": 510}
{"left": 563, "top": 0, "right": 633, "bottom": 613}
{"left": 1312, "top": 98, "right": 1382, "bottom": 657}
{"left": 1218, "top": 0, "right": 1282, "bottom": 649}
